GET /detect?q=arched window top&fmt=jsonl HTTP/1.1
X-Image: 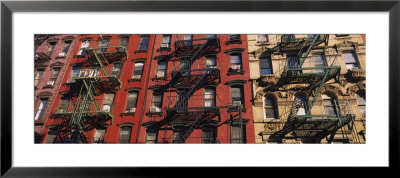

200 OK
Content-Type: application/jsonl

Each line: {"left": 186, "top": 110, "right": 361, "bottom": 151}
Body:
{"left": 294, "top": 92, "right": 307, "bottom": 101}
{"left": 322, "top": 91, "right": 337, "bottom": 100}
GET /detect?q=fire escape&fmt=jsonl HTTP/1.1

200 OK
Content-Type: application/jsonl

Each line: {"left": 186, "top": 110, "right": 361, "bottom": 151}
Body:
{"left": 268, "top": 34, "right": 355, "bottom": 143}
{"left": 150, "top": 35, "right": 226, "bottom": 143}
{"left": 51, "top": 37, "right": 128, "bottom": 143}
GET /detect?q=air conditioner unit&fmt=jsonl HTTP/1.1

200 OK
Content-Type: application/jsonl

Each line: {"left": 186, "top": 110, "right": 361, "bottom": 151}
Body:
{"left": 102, "top": 105, "right": 111, "bottom": 112}
{"left": 230, "top": 65, "right": 241, "bottom": 71}
{"left": 129, "top": 107, "right": 136, "bottom": 113}
{"left": 56, "top": 108, "right": 65, "bottom": 113}
{"left": 232, "top": 101, "right": 242, "bottom": 106}
{"left": 160, "top": 43, "right": 169, "bottom": 48}
{"left": 58, "top": 52, "right": 66, "bottom": 57}
{"left": 150, "top": 106, "right": 161, "bottom": 113}
{"left": 156, "top": 71, "right": 165, "bottom": 78}
{"left": 46, "top": 80, "right": 55, "bottom": 86}
{"left": 132, "top": 75, "right": 141, "bottom": 79}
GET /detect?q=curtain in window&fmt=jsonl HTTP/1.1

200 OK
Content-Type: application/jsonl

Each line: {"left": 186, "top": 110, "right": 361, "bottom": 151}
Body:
{"left": 294, "top": 95, "right": 307, "bottom": 116}
{"left": 133, "top": 62, "right": 144, "bottom": 76}
{"left": 204, "top": 88, "right": 215, "bottom": 107}
{"left": 162, "top": 35, "right": 171, "bottom": 44}
{"left": 156, "top": 62, "right": 167, "bottom": 77}
{"left": 230, "top": 54, "right": 242, "bottom": 70}
{"left": 125, "top": 92, "right": 138, "bottom": 112}
{"left": 102, "top": 93, "right": 115, "bottom": 112}
{"left": 257, "top": 35, "right": 268, "bottom": 42}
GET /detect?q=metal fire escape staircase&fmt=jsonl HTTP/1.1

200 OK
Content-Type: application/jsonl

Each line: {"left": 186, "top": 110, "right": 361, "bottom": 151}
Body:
{"left": 159, "top": 36, "right": 221, "bottom": 143}
{"left": 268, "top": 35, "right": 355, "bottom": 142}
{"left": 51, "top": 38, "right": 127, "bottom": 143}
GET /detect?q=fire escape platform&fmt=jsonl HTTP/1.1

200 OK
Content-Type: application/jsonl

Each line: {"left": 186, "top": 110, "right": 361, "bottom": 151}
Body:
{"left": 276, "top": 35, "right": 328, "bottom": 51}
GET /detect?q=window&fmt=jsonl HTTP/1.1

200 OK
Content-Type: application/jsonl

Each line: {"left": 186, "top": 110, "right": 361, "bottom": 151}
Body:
{"left": 202, "top": 126, "right": 217, "bottom": 143}
{"left": 145, "top": 128, "right": 158, "bottom": 144}
{"left": 118, "top": 126, "right": 132, "bottom": 143}
{"left": 294, "top": 94, "right": 307, "bottom": 116}
{"left": 35, "top": 98, "right": 48, "bottom": 120}
{"left": 231, "top": 124, "right": 246, "bottom": 143}
{"left": 93, "top": 128, "right": 106, "bottom": 143}
{"left": 312, "top": 54, "right": 327, "bottom": 73}
{"left": 256, "top": 35, "right": 268, "bottom": 42}
{"left": 231, "top": 86, "right": 244, "bottom": 107}
{"left": 282, "top": 34, "right": 295, "bottom": 43}
{"left": 102, "top": 93, "right": 115, "bottom": 112}
{"left": 204, "top": 88, "right": 216, "bottom": 107}
{"left": 179, "top": 60, "right": 190, "bottom": 76}
{"left": 287, "top": 55, "right": 299, "bottom": 69}
{"left": 206, "top": 34, "right": 217, "bottom": 39}
{"left": 161, "top": 35, "right": 171, "bottom": 48}
{"left": 132, "top": 62, "right": 144, "bottom": 79}
{"left": 342, "top": 51, "right": 360, "bottom": 70}
{"left": 48, "top": 42, "right": 56, "bottom": 55}
{"left": 322, "top": 94, "right": 338, "bottom": 116}
{"left": 230, "top": 54, "right": 242, "bottom": 72}
{"left": 77, "top": 40, "right": 90, "bottom": 55}
{"left": 205, "top": 56, "right": 216, "bottom": 67}
{"left": 183, "top": 34, "right": 193, "bottom": 46}
{"left": 138, "top": 36, "right": 150, "bottom": 51}
{"left": 57, "top": 96, "right": 70, "bottom": 113}
{"left": 59, "top": 41, "right": 71, "bottom": 56}
{"left": 356, "top": 92, "right": 366, "bottom": 119}
{"left": 34, "top": 69, "right": 44, "bottom": 87}
{"left": 46, "top": 68, "right": 60, "bottom": 86}
{"left": 172, "top": 128, "right": 185, "bottom": 143}
{"left": 265, "top": 96, "right": 278, "bottom": 119}
{"left": 119, "top": 37, "right": 129, "bottom": 49}
{"left": 150, "top": 92, "right": 163, "bottom": 112}
{"left": 68, "top": 66, "right": 80, "bottom": 83}
{"left": 111, "top": 63, "right": 122, "bottom": 78}
{"left": 260, "top": 57, "right": 273, "bottom": 75}
{"left": 125, "top": 91, "right": 138, "bottom": 113}
{"left": 98, "top": 38, "right": 109, "bottom": 53}
{"left": 229, "top": 34, "right": 241, "bottom": 41}
{"left": 156, "top": 61, "right": 167, "bottom": 78}
{"left": 45, "top": 131, "right": 57, "bottom": 143}
{"left": 307, "top": 34, "right": 318, "bottom": 38}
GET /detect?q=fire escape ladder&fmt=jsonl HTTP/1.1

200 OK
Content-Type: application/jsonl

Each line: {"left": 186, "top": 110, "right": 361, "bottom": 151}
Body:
{"left": 298, "top": 35, "right": 320, "bottom": 68}
{"left": 175, "top": 111, "right": 206, "bottom": 143}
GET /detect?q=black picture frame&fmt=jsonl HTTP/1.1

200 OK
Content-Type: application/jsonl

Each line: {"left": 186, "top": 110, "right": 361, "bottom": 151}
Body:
{"left": 1, "top": 0, "right": 399, "bottom": 177}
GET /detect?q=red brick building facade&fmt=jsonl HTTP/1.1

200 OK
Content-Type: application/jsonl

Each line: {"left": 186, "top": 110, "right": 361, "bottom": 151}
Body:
{"left": 34, "top": 34, "right": 78, "bottom": 143}
{"left": 39, "top": 34, "right": 254, "bottom": 144}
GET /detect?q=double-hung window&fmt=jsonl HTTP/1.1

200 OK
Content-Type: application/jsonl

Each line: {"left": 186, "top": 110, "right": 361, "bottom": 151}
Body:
{"left": 118, "top": 126, "right": 132, "bottom": 143}
{"left": 342, "top": 51, "right": 360, "bottom": 70}
{"left": 138, "top": 36, "right": 150, "bottom": 51}
{"left": 125, "top": 91, "right": 138, "bottom": 113}
{"left": 47, "top": 68, "right": 60, "bottom": 86}
{"left": 260, "top": 57, "right": 273, "bottom": 75}
{"left": 78, "top": 40, "right": 90, "bottom": 55}
{"left": 133, "top": 62, "right": 144, "bottom": 79}
{"left": 35, "top": 98, "right": 48, "bottom": 120}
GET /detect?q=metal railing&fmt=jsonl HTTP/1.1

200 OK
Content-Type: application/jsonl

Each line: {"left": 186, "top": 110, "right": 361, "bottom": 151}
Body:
{"left": 166, "top": 94, "right": 221, "bottom": 111}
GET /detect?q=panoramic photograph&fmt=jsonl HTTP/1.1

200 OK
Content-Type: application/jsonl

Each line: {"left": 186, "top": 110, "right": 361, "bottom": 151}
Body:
{"left": 33, "top": 34, "right": 366, "bottom": 144}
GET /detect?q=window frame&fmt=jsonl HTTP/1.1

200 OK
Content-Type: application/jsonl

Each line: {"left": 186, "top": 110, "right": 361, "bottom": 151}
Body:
{"left": 46, "top": 67, "right": 60, "bottom": 87}
{"left": 118, "top": 126, "right": 132, "bottom": 143}
{"left": 230, "top": 123, "right": 246, "bottom": 144}
{"left": 35, "top": 97, "right": 48, "bottom": 121}
{"left": 138, "top": 35, "right": 150, "bottom": 51}
{"left": 342, "top": 51, "right": 361, "bottom": 70}
{"left": 259, "top": 56, "right": 273, "bottom": 75}
{"left": 229, "top": 53, "right": 243, "bottom": 72}
{"left": 230, "top": 85, "right": 244, "bottom": 108}
{"left": 264, "top": 95, "right": 278, "bottom": 119}
{"left": 145, "top": 128, "right": 158, "bottom": 144}
{"left": 125, "top": 91, "right": 139, "bottom": 113}
{"left": 132, "top": 61, "right": 145, "bottom": 78}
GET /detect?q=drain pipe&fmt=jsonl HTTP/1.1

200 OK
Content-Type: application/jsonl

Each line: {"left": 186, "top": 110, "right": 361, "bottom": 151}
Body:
{"left": 136, "top": 35, "right": 157, "bottom": 143}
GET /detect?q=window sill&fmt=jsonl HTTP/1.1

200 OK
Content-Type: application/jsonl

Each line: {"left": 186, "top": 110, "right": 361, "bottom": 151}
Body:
{"left": 128, "top": 78, "right": 142, "bottom": 83}
{"left": 43, "top": 85, "right": 54, "bottom": 89}
{"left": 157, "top": 48, "right": 171, "bottom": 52}
{"left": 255, "top": 42, "right": 270, "bottom": 46}
{"left": 34, "top": 120, "right": 46, "bottom": 124}
{"left": 227, "top": 69, "right": 244, "bottom": 76}
{"left": 151, "top": 77, "right": 167, "bottom": 81}
{"left": 121, "top": 112, "right": 135, "bottom": 117}
{"left": 74, "top": 54, "right": 86, "bottom": 58}
{"left": 226, "top": 40, "right": 242, "bottom": 45}
{"left": 146, "top": 112, "right": 163, "bottom": 116}
{"left": 55, "top": 56, "right": 66, "bottom": 59}
{"left": 135, "top": 50, "right": 148, "bottom": 54}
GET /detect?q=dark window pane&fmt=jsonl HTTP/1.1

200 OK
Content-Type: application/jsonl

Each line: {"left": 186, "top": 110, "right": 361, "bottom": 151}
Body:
{"left": 138, "top": 36, "right": 149, "bottom": 50}
{"left": 125, "top": 92, "right": 138, "bottom": 111}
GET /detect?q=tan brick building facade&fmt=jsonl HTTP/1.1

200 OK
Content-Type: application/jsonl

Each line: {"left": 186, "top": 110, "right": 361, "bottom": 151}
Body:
{"left": 248, "top": 34, "right": 366, "bottom": 144}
